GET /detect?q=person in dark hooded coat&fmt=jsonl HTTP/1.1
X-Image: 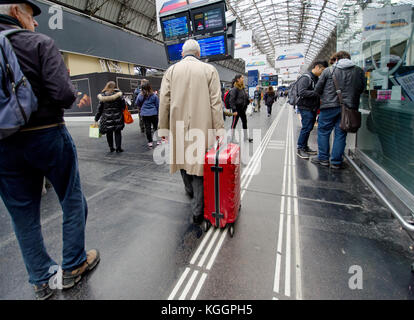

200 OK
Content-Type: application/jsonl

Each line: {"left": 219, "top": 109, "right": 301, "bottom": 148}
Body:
{"left": 95, "top": 81, "right": 126, "bottom": 153}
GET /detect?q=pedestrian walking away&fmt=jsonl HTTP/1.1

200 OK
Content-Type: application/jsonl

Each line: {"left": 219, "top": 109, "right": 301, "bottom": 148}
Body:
{"left": 95, "top": 81, "right": 127, "bottom": 153}
{"left": 0, "top": 0, "right": 99, "bottom": 300}
{"left": 158, "top": 39, "right": 225, "bottom": 226}
{"left": 230, "top": 75, "right": 253, "bottom": 143}
{"left": 311, "top": 51, "right": 366, "bottom": 169}
{"left": 263, "top": 86, "right": 277, "bottom": 117}
{"left": 136, "top": 81, "right": 160, "bottom": 148}
{"left": 295, "top": 60, "right": 328, "bottom": 160}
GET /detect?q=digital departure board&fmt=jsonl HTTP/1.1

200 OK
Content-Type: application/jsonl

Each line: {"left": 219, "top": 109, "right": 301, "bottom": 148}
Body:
{"left": 191, "top": 2, "right": 226, "bottom": 35}
{"left": 161, "top": 13, "right": 190, "bottom": 40}
{"left": 198, "top": 35, "right": 226, "bottom": 58}
{"left": 167, "top": 42, "right": 184, "bottom": 62}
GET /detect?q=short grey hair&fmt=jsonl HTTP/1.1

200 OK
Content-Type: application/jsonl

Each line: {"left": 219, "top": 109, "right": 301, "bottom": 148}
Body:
{"left": 0, "top": 4, "right": 26, "bottom": 15}
{"left": 182, "top": 39, "right": 200, "bottom": 57}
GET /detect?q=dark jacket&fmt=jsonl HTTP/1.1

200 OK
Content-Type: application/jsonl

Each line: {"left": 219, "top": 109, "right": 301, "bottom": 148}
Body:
{"left": 296, "top": 71, "right": 319, "bottom": 111}
{"left": 136, "top": 93, "right": 159, "bottom": 117}
{"left": 264, "top": 91, "right": 277, "bottom": 106}
{"left": 0, "top": 22, "right": 76, "bottom": 128}
{"left": 95, "top": 91, "right": 126, "bottom": 134}
{"left": 229, "top": 84, "right": 250, "bottom": 113}
{"left": 315, "top": 59, "right": 366, "bottom": 110}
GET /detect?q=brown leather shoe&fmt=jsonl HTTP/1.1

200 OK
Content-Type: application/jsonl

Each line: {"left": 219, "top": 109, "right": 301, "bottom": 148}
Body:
{"left": 62, "top": 249, "right": 100, "bottom": 289}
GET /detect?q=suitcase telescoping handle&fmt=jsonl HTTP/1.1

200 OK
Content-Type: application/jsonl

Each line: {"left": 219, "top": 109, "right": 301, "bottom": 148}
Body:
{"left": 211, "top": 137, "right": 224, "bottom": 228}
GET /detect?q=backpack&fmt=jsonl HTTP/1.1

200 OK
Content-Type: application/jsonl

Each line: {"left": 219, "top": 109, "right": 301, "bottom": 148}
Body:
{"left": 0, "top": 29, "right": 38, "bottom": 140}
{"left": 288, "top": 73, "right": 312, "bottom": 106}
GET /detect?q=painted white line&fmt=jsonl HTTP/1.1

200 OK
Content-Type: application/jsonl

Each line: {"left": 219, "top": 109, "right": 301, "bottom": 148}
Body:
{"left": 273, "top": 253, "right": 282, "bottom": 294}
{"left": 168, "top": 267, "right": 191, "bottom": 300}
{"left": 285, "top": 113, "right": 292, "bottom": 298}
{"left": 190, "top": 227, "right": 214, "bottom": 265}
{"left": 179, "top": 270, "right": 199, "bottom": 300}
{"left": 290, "top": 109, "right": 303, "bottom": 301}
{"left": 206, "top": 229, "right": 228, "bottom": 270}
{"left": 276, "top": 214, "right": 284, "bottom": 254}
{"left": 273, "top": 297, "right": 279, "bottom": 300}
{"left": 191, "top": 273, "right": 208, "bottom": 300}
{"left": 197, "top": 228, "right": 220, "bottom": 268}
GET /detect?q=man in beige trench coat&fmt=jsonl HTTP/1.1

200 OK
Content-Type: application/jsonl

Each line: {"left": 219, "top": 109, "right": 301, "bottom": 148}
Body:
{"left": 159, "top": 39, "right": 225, "bottom": 225}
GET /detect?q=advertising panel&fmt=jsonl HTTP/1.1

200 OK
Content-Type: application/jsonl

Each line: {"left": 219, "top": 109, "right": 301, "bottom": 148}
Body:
{"left": 362, "top": 5, "right": 412, "bottom": 42}
{"left": 274, "top": 44, "right": 306, "bottom": 68}
{"left": 235, "top": 29, "right": 252, "bottom": 60}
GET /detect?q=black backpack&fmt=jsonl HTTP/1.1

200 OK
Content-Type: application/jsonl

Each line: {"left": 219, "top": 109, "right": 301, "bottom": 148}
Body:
{"left": 288, "top": 74, "right": 312, "bottom": 106}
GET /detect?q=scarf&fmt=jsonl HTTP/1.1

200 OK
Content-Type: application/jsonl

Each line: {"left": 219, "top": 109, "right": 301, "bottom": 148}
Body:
{"left": 0, "top": 14, "right": 23, "bottom": 29}
{"left": 234, "top": 82, "right": 245, "bottom": 90}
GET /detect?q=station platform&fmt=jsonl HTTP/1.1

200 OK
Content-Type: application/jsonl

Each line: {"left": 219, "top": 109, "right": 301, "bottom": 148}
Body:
{"left": 1, "top": 99, "right": 413, "bottom": 300}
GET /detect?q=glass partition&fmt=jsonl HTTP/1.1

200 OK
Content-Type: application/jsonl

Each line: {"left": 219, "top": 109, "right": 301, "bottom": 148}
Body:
{"left": 338, "top": 0, "right": 414, "bottom": 195}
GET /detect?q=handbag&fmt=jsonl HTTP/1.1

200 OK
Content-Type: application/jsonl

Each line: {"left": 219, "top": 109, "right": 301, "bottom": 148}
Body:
{"left": 89, "top": 124, "right": 101, "bottom": 139}
{"left": 123, "top": 105, "right": 134, "bottom": 124}
{"left": 331, "top": 67, "right": 361, "bottom": 133}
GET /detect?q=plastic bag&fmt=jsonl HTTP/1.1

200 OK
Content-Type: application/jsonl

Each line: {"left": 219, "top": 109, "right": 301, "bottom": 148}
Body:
{"left": 89, "top": 124, "right": 101, "bottom": 139}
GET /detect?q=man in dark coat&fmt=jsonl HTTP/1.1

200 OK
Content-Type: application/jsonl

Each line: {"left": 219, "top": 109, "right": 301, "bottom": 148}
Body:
{"left": 0, "top": 1, "right": 99, "bottom": 300}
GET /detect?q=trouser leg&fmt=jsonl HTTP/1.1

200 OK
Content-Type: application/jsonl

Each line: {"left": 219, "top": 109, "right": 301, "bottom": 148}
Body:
{"left": 106, "top": 131, "right": 114, "bottom": 149}
{"left": 331, "top": 113, "right": 348, "bottom": 165}
{"left": 114, "top": 130, "right": 122, "bottom": 149}
{"left": 45, "top": 126, "right": 87, "bottom": 272}
{"left": 143, "top": 116, "right": 153, "bottom": 143}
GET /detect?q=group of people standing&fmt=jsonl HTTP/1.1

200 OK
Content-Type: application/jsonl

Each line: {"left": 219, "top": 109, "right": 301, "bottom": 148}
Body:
{"left": 94, "top": 79, "right": 161, "bottom": 152}
{"left": 294, "top": 51, "right": 366, "bottom": 169}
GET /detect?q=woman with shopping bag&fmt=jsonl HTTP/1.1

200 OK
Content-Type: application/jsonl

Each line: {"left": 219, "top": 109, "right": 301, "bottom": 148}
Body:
{"left": 95, "top": 81, "right": 127, "bottom": 153}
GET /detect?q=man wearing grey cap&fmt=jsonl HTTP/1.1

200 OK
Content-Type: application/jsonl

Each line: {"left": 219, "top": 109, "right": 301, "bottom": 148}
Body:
{"left": 0, "top": 1, "right": 99, "bottom": 300}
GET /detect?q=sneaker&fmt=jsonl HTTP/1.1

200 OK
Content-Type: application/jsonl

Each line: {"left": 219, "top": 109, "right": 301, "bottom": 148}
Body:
{"left": 245, "top": 138, "right": 253, "bottom": 143}
{"left": 148, "top": 142, "right": 153, "bottom": 148}
{"left": 156, "top": 140, "right": 162, "bottom": 145}
{"left": 109, "top": 148, "right": 115, "bottom": 153}
{"left": 62, "top": 249, "right": 100, "bottom": 290}
{"left": 116, "top": 148, "right": 124, "bottom": 153}
{"left": 33, "top": 283, "right": 54, "bottom": 300}
{"left": 297, "top": 149, "right": 310, "bottom": 160}
{"left": 310, "top": 156, "right": 330, "bottom": 167}
{"left": 304, "top": 147, "right": 318, "bottom": 155}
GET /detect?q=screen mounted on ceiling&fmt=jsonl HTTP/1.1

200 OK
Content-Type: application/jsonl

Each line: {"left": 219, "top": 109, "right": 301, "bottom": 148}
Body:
{"left": 161, "top": 12, "right": 190, "bottom": 40}
{"left": 191, "top": 2, "right": 226, "bottom": 35}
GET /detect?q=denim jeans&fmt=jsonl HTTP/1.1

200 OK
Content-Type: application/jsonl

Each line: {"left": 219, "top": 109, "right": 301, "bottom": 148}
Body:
{"left": 0, "top": 125, "right": 87, "bottom": 285}
{"left": 297, "top": 109, "right": 317, "bottom": 150}
{"left": 317, "top": 107, "right": 348, "bottom": 165}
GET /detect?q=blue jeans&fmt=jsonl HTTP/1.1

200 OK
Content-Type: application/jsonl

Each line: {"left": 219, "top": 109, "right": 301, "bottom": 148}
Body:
{"left": 0, "top": 125, "right": 87, "bottom": 285}
{"left": 297, "top": 109, "right": 317, "bottom": 150}
{"left": 317, "top": 107, "right": 347, "bottom": 165}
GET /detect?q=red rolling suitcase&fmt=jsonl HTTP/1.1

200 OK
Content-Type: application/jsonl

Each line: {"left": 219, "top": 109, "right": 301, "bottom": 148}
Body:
{"left": 203, "top": 142, "right": 241, "bottom": 237}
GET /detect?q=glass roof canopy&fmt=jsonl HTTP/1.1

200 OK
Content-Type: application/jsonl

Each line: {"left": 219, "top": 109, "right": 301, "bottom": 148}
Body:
{"left": 226, "top": 0, "right": 338, "bottom": 67}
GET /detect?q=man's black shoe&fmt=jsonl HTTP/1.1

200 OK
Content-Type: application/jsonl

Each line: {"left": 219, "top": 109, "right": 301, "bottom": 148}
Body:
{"left": 331, "top": 162, "right": 348, "bottom": 170}
{"left": 297, "top": 149, "right": 310, "bottom": 160}
{"left": 310, "top": 156, "right": 330, "bottom": 167}
{"left": 193, "top": 215, "right": 204, "bottom": 226}
{"left": 304, "top": 147, "right": 318, "bottom": 155}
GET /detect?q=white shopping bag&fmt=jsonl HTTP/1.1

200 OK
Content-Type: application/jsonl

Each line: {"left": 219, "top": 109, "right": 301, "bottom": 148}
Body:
{"left": 246, "top": 103, "right": 254, "bottom": 117}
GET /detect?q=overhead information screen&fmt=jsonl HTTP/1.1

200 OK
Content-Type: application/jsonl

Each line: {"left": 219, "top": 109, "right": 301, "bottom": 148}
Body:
{"left": 161, "top": 13, "right": 190, "bottom": 40}
{"left": 198, "top": 35, "right": 226, "bottom": 58}
{"left": 191, "top": 3, "right": 226, "bottom": 35}
{"left": 167, "top": 42, "right": 184, "bottom": 62}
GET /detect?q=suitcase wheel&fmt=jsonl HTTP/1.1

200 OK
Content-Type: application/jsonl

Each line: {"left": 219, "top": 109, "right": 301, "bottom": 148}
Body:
{"left": 202, "top": 220, "right": 211, "bottom": 233}
{"left": 229, "top": 225, "right": 235, "bottom": 238}
{"left": 411, "top": 262, "right": 414, "bottom": 273}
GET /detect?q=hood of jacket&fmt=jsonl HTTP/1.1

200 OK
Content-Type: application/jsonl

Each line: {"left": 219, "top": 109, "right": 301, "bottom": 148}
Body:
{"left": 98, "top": 91, "right": 123, "bottom": 102}
{"left": 335, "top": 59, "right": 355, "bottom": 70}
